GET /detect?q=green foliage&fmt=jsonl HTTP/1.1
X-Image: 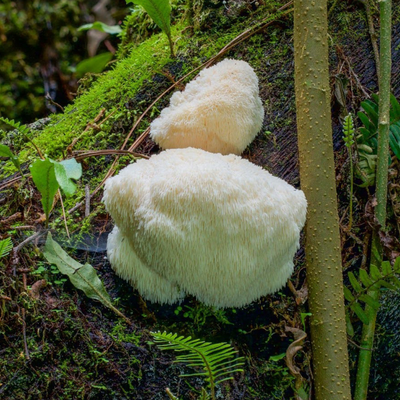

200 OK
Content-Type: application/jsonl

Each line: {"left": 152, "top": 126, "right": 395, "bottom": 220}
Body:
{"left": 78, "top": 21, "right": 122, "bottom": 35}
{"left": 43, "top": 233, "right": 112, "bottom": 306}
{"left": 344, "top": 257, "right": 400, "bottom": 335}
{"left": 356, "top": 94, "right": 400, "bottom": 186}
{"left": 126, "top": 0, "right": 174, "bottom": 56}
{"left": 343, "top": 114, "right": 355, "bottom": 227}
{"left": 30, "top": 158, "right": 82, "bottom": 223}
{"left": 30, "top": 158, "right": 59, "bottom": 222}
{"left": 0, "top": 237, "right": 13, "bottom": 259}
{"left": 343, "top": 114, "right": 355, "bottom": 148}
{"left": 151, "top": 331, "right": 244, "bottom": 400}
{"left": 75, "top": 53, "right": 114, "bottom": 77}
{"left": 0, "top": 144, "right": 21, "bottom": 172}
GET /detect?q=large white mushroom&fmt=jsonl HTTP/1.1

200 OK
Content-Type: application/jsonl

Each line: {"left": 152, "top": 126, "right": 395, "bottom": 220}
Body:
{"left": 103, "top": 148, "right": 307, "bottom": 308}
{"left": 150, "top": 59, "right": 264, "bottom": 155}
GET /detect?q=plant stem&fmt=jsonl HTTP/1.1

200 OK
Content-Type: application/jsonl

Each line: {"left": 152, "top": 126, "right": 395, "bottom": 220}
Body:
{"left": 354, "top": 1, "right": 392, "bottom": 399}
{"left": 293, "top": 1, "right": 351, "bottom": 398}
{"left": 348, "top": 146, "right": 354, "bottom": 229}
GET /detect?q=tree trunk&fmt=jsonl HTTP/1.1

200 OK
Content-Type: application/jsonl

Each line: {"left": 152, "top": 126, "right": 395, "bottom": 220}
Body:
{"left": 293, "top": 1, "right": 352, "bottom": 399}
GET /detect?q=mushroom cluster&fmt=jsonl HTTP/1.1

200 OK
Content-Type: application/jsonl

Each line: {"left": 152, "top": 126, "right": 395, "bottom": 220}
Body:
{"left": 103, "top": 59, "right": 307, "bottom": 308}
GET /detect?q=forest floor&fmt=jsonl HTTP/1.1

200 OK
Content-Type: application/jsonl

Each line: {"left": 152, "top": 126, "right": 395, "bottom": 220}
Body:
{"left": 1, "top": 1, "right": 400, "bottom": 399}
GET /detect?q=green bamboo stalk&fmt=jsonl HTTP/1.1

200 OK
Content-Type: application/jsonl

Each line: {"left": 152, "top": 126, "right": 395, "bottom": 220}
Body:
{"left": 354, "top": 1, "right": 392, "bottom": 399}
{"left": 293, "top": 1, "right": 351, "bottom": 399}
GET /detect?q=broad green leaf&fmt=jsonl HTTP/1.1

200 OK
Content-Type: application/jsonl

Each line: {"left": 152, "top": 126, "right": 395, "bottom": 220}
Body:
{"left": 53, "top": 159, "right": 82, "bottom": 197}
{"left": 78, "top": 21, "right": 122, "bottom": 34}
{"left": 390, "top": 123, "right": 400, "bottom": 145}
{"left": 389, "top": 131, "right": 400, "bottom": 159}
{"left": 43, "top": 233, "right": 112, "bottom": 305}
{"left": 350, "top": 302, "right": 369, "bottom": 325}
{"left": 358, "top": 112, "right": 374, "bottom": 135}
{"left": 359, "top": 269, "right": 374, "bottom": 287}
{"left": 360, "top": 100, "right": 378, "bottom": 128}
{"left": 348, "top": 272, "right": 363, "bottom": 292}
{"left": 127, "top": 0, "right": 171, "bottom": 36}
{"left": 75, "top": 52, "right": 113, "bottom": 77}
{"left": 370, "top": 264, "right": 383, "bottom": 281}
{"left": 0, "top": 237, "right": 13, "bottom": 259}
{"left": 359, "top": 294, "right": 381, "bottom": 310}
{"left": 30, "top": 158, "right": 59, "bottom": 220}
{"left": 0, "top": 144, "right": 20, "bottom": 171}
{"left": 390, "top": 94, "right": 400, "bottom": 122}
{"left": 394, "top": 256, "right": 400, "bottom": 272}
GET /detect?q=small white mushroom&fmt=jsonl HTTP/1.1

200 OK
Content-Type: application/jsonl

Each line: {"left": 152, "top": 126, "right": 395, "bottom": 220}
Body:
{"left": 103, "top": 148, "right": 307, "bottom": 308}
{"left": 150, "top": 59, "right": 264, "bottom": 155}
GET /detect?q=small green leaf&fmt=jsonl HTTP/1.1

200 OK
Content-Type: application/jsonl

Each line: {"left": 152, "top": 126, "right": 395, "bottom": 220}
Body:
{"left": 345, "top": 313, "right": 354, "bottom": 337}
{"left": 360, "top": 100, "right": 378, "bottom": 128}
{"left": 78, "top": 21, "right": 122, "bottom": 34}
{"left": 378, "top": 280, "right": 397, "bottom": 291}
{"left": 30, "top": 158, "right": 59, "bottom": 220}
{"left": 370, "top": 264, "right": 382, "bottom": 281}
{"left": 381, "top": 261, "right": 392, "bottom": 276}
{"left": 269, "top": 353, "right": 286, "bottom": 362}
{"left": 359, "top": 269, "right": 374, "bottom": 287}
{"left": 348, "top": 272, "right": 363, "bottom": 292}
{"left": 0, "top": 144, "right": 20, "bottom": 171}
{"left": 127, "top": 0, "right": 171, "bottom": 36}
{"left": 359, "top": 294, "right": 380, "bottom": 310}
{"left": 52, "top": 159, "right": 82, "bottom": 197}
{"left": 343, "top": 286, "right": 355, "bottom": 302}
{"left": 350, "top": 302, "right": 369, "bottom": 325}
{"left": 0, "top": 237, "right": 13, "bottom": 259}
{"left": 43, "top": 233, "right": 112, "bottom": 305}
{"left": 75, "top": 52, "right": 113, "bottom": 77}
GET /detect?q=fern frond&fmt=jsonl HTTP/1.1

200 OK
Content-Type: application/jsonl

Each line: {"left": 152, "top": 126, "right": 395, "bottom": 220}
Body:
{"left": 0, "top": 237, "right": 13, "bottom": 259}
{"left": 0, "top": 117, "right": 31, "bottom": 135}
{"left": 345, "top": 257, "right": 400, "bottom": 333}
{"left": 152, "top": 332, "right": 244, "bottom": 399}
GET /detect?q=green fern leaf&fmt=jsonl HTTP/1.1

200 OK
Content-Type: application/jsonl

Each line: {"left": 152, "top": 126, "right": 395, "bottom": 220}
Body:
{"left": 0, "top": 237, "right": 13, "bottom": 259}
{"left": 378, "top": 280, "right": 397, "bottom": 291}
{"left": 343, "top": 286, "right": 355, "bottom": 302}
{"left": 370, "top": 264, "right": 383, "bottom": 281}
{"left": 350, "top": 303, "right": 370, "bottom": 325}
{"left": 152, "top": 331, "right": 244, "bottom": 393}
{"left": 359, "top": 269, "right": 374, "bottom": 287}
{"left": 359, "top": 294, "right": 381, "bottom": 310}
{"left": 348, "top": 271, "right": 363, "bottom": 292}
{"left": 381, "top": 261, "right": 392, "bottom": 276}
{"left": 0, "top": 117, "right": 30, "bottom": 135}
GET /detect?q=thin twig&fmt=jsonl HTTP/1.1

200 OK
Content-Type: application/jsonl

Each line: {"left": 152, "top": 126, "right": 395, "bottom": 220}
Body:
{"left": 85, "top": 185, "right": 91, "bottom": 218}
{"left": 73, "top": 149, "right": 149, "bottom": 161}
{"left": 58, "top": 189, "right": 70, "bottom": 239}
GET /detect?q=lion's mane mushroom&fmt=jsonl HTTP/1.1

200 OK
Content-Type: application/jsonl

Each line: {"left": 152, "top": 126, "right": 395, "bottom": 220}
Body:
{"left": 103, "top": 148, "right": 307, "bottom": 308}
{"left": 150, "top": 59, "right": 264, "bottom": 155}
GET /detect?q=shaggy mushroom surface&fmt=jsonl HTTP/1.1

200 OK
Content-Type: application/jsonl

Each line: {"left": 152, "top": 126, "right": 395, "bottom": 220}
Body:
{"left": 104, "top": 148, "right": 307, "bottom": 308}
{"left": 150, "top": 59, "right": 264, "bottom": 155}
